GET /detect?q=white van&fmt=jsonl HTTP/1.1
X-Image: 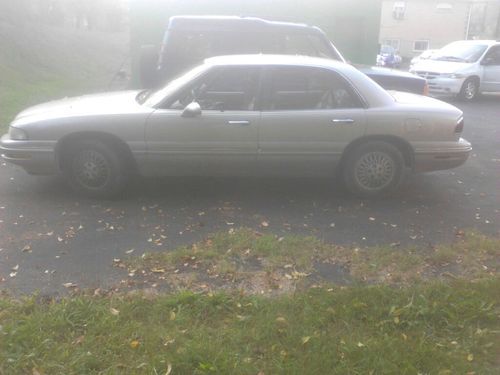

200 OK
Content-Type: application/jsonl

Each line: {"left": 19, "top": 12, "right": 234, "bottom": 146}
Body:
{"left": 410, "top": 40, "right": 500, "bottom": 101}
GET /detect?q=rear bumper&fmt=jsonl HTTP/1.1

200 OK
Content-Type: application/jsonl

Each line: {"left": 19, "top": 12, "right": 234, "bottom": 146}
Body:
{"left": 0, "top": 134, "right": 57, "bottom": 175}
{"left": 413, "top": 138, "right": 472, "bottom": 172}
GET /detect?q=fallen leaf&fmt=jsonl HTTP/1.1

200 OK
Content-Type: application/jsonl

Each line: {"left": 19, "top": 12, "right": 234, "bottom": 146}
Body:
{"left": 130, "top": 340, "right": 140, "bottom": 349}
{"left": 110, "top": 308, "right": 120, "bottom": 316}
{"left": 261, "top": 221, "right": 269, "bottom": 227}
{"left": 125, "top": 249, "right": 135, "bottom": 254}
{"left": 170, "top": 311, "right": 176, "bottom": 320}
{"left": 12, "top": 264, "right": 19, "bottom": 271}
{"left": 22, "top": 245, "right": 32, "bottom": 253}
{"left": 63, "top": 282, "right": 77, "bottom": 288}
{"left": 357, "top": 342, "right": 365, "bottom": 347}
{"left": 165, "top": 363, "right": 172, "bottom": 375}
{"left": 301, "top": 336, "right": 311, "bottom": 345}
{"left": 467, "top": 353, "right": 474, "bottom": 362}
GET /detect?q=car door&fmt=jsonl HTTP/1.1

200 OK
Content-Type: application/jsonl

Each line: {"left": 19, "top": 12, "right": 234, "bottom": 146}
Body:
{"left": 481, "top": 45, "right": 500, "bottom": 92}
{"left": 258, "top": 65, "right": 366, "bottom": 176}
{"left": 145, "top": 66, "right": 261, "bottom": 176}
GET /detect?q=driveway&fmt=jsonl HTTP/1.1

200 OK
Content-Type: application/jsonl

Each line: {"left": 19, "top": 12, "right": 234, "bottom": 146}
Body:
{"left": 0, "top": 96, "right": 499, "bottom": 295}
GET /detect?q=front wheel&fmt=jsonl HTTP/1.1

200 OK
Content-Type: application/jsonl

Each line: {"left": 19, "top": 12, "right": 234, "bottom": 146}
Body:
{"left": 63, "top": 140, "right": 128, "bottom": 198}
{"left": 458, "top": 78, "right": 479, "bottom": 101}
{"left": 342, "top": 141, "right": 405, "bottom": 198}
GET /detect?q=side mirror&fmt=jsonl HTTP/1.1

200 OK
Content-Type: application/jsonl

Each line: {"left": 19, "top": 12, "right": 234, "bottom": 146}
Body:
{"left": 181, "top": 102, "right": 202, "bottom": 118}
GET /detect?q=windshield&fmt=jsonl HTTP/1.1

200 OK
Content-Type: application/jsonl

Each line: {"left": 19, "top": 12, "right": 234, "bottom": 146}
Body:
{"left": 140, "top": 64, "right": 208, "bottom": 107}
{"left": 430, "top": 42, "right": 488, "bottom": 63}
{"left": 380, "top": 45, "right": 395, "bottom": 54}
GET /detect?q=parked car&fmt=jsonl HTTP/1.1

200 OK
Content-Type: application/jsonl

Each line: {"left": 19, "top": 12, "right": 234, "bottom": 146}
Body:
{"left": 376, "top": 45, "right": 402, "bottom": 68}
{"left": 410, "top": 40, "right": 500, "bottom": 100}
{"left": 410, "top": 49, "right": 438, "bottom": 69}
{"left": 140, "top": 15, "right": 427, "bottom": 95}
{"left": 1, "top": 55, "right": 470, "bottom": 198}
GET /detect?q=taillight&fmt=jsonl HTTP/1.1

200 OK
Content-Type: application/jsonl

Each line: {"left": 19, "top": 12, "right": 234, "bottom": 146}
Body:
{"left": 423, "top": 82, "right": 429, "bottom": 96}
{"left": 455, "top": 117, "right": 464, "bottom": 133}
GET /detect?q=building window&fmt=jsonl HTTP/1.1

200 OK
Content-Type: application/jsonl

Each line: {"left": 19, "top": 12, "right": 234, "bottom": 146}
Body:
{"left": 383, "top": 39, "right": 400, "bottom": 51}
{"left": 414, "top": 40, "right": 430, "bottom": 52}
{"left": 393, "top": 1, "right": 406, "bottom": 20}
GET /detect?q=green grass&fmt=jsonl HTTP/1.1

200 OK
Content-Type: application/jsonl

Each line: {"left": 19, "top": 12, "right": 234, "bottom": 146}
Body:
{"left": 124, "top": 229, "right": 499, "bottom": 291}
{"left": 1, "top": 279, "right": 499, "bottom": 374}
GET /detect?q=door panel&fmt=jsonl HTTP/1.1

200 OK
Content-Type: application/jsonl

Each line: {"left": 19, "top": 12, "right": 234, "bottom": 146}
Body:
{"left": 259, "top": 109, "right": 365, "bottom": 176}
{"left": 145, "top": 110, "right": 259, "bottom": 176}
{"left": 481, "top": 46, "right": 500, "bottom": 92}
{"left": 258, "top": 66, "right": 367, "bottom": 176}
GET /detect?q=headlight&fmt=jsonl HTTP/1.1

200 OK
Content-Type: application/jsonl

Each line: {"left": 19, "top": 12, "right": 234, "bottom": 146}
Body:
{"left": 8, "top": 126, "right": 28, "bottom": 140}
{"left": 441, "top": 73, "right": 465, "bottom": 79}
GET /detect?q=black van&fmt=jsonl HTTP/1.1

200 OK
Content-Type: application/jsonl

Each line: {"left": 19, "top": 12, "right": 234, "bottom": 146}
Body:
{"left": 140, "top": 16, "right": 427, "bottom": 95}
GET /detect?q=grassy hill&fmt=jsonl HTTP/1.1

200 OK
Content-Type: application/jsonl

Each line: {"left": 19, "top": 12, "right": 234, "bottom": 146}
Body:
{"left": 0, "top": 21, "right": 129, "bottom": 133}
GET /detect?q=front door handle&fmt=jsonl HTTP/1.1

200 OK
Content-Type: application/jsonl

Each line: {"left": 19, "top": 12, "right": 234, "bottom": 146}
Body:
{"left": 227, "top": 120, "right": 250, "bottom": 125}
{"left": 332, "top": 118, "right": 355, "bottom": 125}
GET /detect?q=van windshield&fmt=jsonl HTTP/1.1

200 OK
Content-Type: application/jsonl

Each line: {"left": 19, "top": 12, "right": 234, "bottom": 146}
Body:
{"left": 158, "top": 30, "right": 343, "bottom": 82}
{"left": 430, "top": 42, "right": 488, "bottom": 63}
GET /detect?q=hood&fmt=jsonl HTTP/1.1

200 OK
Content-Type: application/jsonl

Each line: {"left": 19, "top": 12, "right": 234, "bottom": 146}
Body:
{"left": 13, "top": 90, "right": 144, "bottom": 124}
{"left": 410, "top": 59, "right": 472, "bottom": 74}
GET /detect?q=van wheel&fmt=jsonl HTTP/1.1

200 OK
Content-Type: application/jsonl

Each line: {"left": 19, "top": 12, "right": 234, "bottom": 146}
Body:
{"left": 458, "top": 78, "right": 479, "bottom": 101}
{"left": 342, "top": 141, "right": 404, "bottom": 198}
{"left": 64, "top": 140, "right": 128, "bottom": 198}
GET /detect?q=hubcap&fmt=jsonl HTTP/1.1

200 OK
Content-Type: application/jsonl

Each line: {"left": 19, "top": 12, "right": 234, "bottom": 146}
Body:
{"left": 464, "top": 81, "right": 476, "bottom": 99}
{"left": 73, "top": 150, "right": 109, "bottom": 189}
{"left": 354, "top": 151, "right": 395, "bottom": 191}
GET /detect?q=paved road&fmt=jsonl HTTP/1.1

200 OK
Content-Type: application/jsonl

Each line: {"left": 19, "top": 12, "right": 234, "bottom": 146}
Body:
{"left": 1, "top": 96, "right": 499, "bottom": 295}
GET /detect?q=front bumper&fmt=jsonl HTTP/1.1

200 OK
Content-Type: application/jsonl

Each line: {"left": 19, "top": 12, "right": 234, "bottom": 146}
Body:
{"left": 421, "top": 76, "right": 465, "bottom": 96}
{"left": 0, "top": 134, "right": 58, "bottom": 175}
{"left": 413, "top": 138, "right": 472, "bottom": 172}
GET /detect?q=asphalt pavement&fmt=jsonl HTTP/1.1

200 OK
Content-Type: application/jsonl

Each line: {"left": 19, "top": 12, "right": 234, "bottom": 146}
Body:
{"left": 0, "top": 96, "right": 499, "bottom": 295}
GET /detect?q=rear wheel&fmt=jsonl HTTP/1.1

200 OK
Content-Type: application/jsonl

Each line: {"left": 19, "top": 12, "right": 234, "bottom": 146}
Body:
{"left": 342, "top": 141, "right": 404, "bottom": 198}
{"left": 63, "top": 140, "right": 128, "bottom": 198}
{"left": 458, "top": 77, "right": 479, "bottom": 101}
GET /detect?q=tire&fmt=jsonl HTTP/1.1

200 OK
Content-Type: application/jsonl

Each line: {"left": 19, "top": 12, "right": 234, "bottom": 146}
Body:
{"left": 342, "top": 141, "right": 405, "bottom": 198}
{"left": 63, "top": 140, "right": 128, "bottom": 198}
{"left": 458, "top": 77, "right": 479, "bottom": 101}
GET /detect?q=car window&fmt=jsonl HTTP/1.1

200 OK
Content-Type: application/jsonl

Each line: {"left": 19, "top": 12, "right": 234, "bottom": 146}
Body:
{"left": 484, "top": 46, "right": 500, "bottom": 65}
{"left": 167, "top": 66, "right": 260, "bottom": 111}
{"left": 264, "top": 66, "right": 362, "bottom": 111}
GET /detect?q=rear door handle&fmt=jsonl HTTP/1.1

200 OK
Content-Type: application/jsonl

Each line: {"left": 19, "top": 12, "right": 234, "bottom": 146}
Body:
{"left": 332, "top": 118, "right": 355, "bottom": 124}
{"left": 227, "top": 120, "right": 250, "bottom": 125}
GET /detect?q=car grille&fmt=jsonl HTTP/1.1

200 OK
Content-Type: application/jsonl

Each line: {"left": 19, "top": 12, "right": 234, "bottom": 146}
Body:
{"left": 415, "top": 71, "right": 440, "bottom": 80}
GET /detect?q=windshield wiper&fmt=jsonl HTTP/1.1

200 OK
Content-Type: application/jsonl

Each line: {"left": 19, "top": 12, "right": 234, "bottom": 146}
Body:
{"left": 435, "top": 55, "right": 466, "bottom": 62}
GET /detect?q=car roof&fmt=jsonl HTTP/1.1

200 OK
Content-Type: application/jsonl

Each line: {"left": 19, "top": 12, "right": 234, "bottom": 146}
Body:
{"left": 205, "top": 54, "right": 353, "bottom": 72}
{"left": 168, "top": 15, "right": 321, "bottom": 34}
{"left": 450, "top": 40, "right": 498, "bottom": 46}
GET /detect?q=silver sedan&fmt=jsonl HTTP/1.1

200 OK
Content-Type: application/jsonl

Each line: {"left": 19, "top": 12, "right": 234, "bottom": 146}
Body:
{"left": 1, "top": 55, "right": 471, "bottom": 197}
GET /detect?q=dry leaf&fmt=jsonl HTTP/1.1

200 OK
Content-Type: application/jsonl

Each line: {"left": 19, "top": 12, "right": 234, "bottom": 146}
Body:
{"left": 165, "top": 363, "right": 172, "bottom": 375}
{"left": 130, "top": 340, "right": 140, "bottom": 349}
{"left": 301, "top": 336, "right": 311, "bottom": 345}
{"left": 467, "top": 353, "right": 474, "bottom": 362}
{"left": 110, "top": 308, "right": 120, "bottom": 316}
{"left": 170, "top": 311, "right": 176, "bottom": 320}
{"left": 63, "top": 282, "right": 77, "bottom": 288}
{"left": 261, "top": 221, "right": 269, "bottom": 227}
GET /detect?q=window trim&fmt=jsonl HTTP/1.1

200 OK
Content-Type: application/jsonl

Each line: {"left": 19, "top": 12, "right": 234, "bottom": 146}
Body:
{"left": 159, "top": 65, "right": 263, "bottom": 111}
